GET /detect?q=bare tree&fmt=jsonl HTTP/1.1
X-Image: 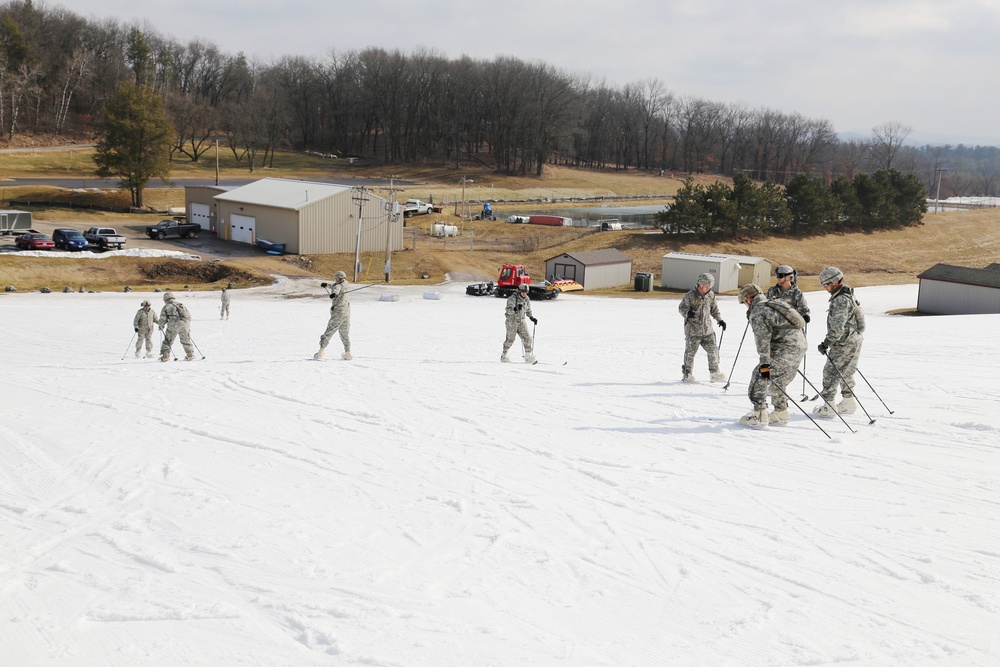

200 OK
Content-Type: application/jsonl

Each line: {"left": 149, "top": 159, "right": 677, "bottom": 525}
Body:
{"left": 869, "top": 120, "right": 912, "bottom": 170}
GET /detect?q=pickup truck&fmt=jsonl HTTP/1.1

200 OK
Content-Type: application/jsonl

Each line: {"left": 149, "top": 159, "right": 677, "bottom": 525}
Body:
{"left": 402, "top": 199, "right": 433, "bottom": 217}
{"left": 83, "top": 227, "right": 126, "bottom": 250}
{"left": 145, "top": 219, "right": 201, "bottom": 239}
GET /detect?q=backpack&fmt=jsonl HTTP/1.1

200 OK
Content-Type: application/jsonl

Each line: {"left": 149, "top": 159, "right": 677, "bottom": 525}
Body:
{"left": 175, "top": 302, "right": 192, "bottom": 322}
{"left": 765, "top": 299, "right": 806, "bottom": 329}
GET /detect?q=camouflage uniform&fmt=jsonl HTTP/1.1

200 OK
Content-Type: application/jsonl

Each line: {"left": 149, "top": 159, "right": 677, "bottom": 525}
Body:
{"left": 747, "top": 294, "right": 807, "bottom": 411}
{"left": 503, "top": 289, "right": 534, "bottom": 360}
{"left": 319, "top": 280, "right": 351, "bottom": 355}
{"left": 765, "top": 282, "right": 810, "bottom": 321}
{"left": 820, "top": 284, "right": 865, "bottom": 402}
{"left": 678, "top": 286, "right": 724, "bottom": 378}
{"left": 157, "top": 298, "right": 195, "bottom": 361}
{"left": 220, "top": 288, "right": 230, "bottom": 319}
{"left": 133, "top": 304, "right": 158, "bottom": 357}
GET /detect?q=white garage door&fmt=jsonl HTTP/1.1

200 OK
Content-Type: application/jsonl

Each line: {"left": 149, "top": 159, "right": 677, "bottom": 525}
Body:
{"left": 191, "top": 203, "right": 211, "bottom": 230}
{"left": 230, "top": 213, "right": 256, "bottom": 244}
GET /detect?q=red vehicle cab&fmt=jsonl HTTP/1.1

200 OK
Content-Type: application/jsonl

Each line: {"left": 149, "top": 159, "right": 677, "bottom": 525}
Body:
{"left": 15, "top": 232, "right": 55, "bottom": 250}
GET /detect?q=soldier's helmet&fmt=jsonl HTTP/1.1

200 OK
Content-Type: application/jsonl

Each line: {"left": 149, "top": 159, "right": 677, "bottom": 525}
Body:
{"left": 517, "top": 283, "right": 529, "bottom": 292}
{"left": 775, "top": 265, "right": 794, "bottom": 277}
{"left": 696, "top": 273, "right": 715, "bottom": 287}
{"left": 141, "top": 300, "right": 150, "bottom": 307}
{"left": 819, "top": 266, "right": 844, "bottom": 286}
{"left": 737, "top": 283, "right": 762, "bottom": 303}
{"left": 333, "top": 270, "right": 347, "bottom": 281}
{"left": 162, "top": 291, "right": 175, "bottom": 302}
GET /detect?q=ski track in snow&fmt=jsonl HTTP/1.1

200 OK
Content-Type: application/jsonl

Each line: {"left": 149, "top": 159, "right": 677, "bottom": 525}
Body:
{"left": 1, "top": 281, "right": 999, "bottom": 665}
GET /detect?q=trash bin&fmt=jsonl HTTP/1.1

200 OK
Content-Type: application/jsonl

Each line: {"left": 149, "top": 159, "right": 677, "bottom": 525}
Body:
{"left": 634, "top": 272, "right": 652, "bottom": 292}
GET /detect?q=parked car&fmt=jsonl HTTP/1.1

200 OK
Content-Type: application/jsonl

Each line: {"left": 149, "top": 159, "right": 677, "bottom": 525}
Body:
{"left": 52, "top": 228, "right": 90, "bottom": 251}
{"left": 15, "top": 232, "right": 55, "bottom": 250}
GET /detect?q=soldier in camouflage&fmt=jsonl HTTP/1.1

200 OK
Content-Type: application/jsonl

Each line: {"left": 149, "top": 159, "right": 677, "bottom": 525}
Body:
{"left": 157, "top": 292, "right": 195, "bottom": 362}
{"left": 765, "top": 264, "right": 810, "bottom": 322}
{"left": 315, "top": 271, "right": 352, "bottom": 360}
{"left": 814, "top": 267, "right": 865, "bottom": 418}
{"left": 737, "top": 283, "right": 807, "bottom": 428}
{"left": 502, "top": 284, "right": 536, "bottom": 363}
{"left": 132, "top": 300, "right": 158, "bottom": 358}
{"left": 677, "top": 273, "right": 727, "bottom": 382}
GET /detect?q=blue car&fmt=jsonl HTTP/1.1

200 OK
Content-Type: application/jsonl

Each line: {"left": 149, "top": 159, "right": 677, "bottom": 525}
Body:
{"left": 52, "top": 228, "right": 90, "bottom": 251}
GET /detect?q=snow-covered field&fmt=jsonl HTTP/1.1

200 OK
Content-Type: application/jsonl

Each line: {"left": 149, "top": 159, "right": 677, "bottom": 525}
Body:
{"left": 2, "top": 279, "right": 998, "bottom": 666}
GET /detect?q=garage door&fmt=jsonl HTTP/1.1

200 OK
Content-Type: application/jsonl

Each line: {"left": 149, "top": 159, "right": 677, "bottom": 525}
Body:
{"left": 230, "top": 213, "right": 256, "bottom": 244}
{"left": 191, "top": 203, "right": 211, "bottom": 230}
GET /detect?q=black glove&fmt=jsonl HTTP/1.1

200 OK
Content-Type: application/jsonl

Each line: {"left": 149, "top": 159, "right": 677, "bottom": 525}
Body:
{"left": 803, "top": 314, "right": 810, "bottom": 323}
{"left": 687, "top": 308, "right": 696, "bottom": 319}
{"left": 320, "top": 282, "right": 328, "bottom": 288}
{"left": 134, "top": 327, "right": 139, "bottom": 332}
{"left": 818, "top": 341, "right": 829, "bottom": 355}
{"left": 758, "top": 364, "right": 770, "bottom": 380}
{"left": 530, "top": 316, "right": 538, "bottom": 325}
{"left": 718, "top": 320, "right": 726, "bottom": 330}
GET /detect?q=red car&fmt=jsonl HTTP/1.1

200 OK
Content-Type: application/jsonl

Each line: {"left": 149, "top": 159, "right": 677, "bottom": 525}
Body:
{"left": 15, "top": 232, "right": 55, "bottom": 250}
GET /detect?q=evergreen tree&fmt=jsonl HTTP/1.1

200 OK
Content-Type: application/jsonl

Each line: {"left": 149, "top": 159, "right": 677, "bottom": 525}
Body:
{"left": 785, "top": 174, "right": 840, "bottom": 234}
{"left": 92, "top": 81, "right": 173, "bottom": 208}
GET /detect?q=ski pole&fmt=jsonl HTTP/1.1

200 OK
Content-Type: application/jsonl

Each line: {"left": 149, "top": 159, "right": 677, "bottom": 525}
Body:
{"left": 801, "top": 324, "right": 808, "bottom": 400}
{"left": 717, "top": 324, "right": 725, "bottom": 352}
{"left": 120, "top": 331, "right": 137, "bottom": 360}
{"left": 770, "top": 379, "right": 831, "bottom": 439}
{"left": 821, "top": 353, "right": 875, "bottom": 424}
{"left": 532, "top": 320, "right": 537, "bottom": 356}
{"left": 797, "top": 369, "right": 857, "bottom": 433}
{"left": 855, "top": 367, "right": 894, "bottom": 415}
{"left": 189, "top": 336, "right": 207, "bottom": 360}
{"left": 722, "top": 319, "right": 750, "bottom": 392}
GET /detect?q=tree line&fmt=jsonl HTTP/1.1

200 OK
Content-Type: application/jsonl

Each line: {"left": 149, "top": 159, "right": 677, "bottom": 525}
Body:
{"left": 0, "top": 0, "right": 995, "bottom": 199}
{"left": 658, "top": 170, "right": 928, "bottom": 239}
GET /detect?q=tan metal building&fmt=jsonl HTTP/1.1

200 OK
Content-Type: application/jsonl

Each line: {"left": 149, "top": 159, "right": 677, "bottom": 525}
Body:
{"left": 202, "top": 178, "right": 401, "bottom": 255}
{"left": 917, "top": 263, "right": 1000, "bottom": 315}
{"left": 183, "top": 185, "right": 232, "bottom": 231}
{"left": 544, "top": 249, "right": 633, "bottom": 290}
{"left": 727, "top": 254, "right": 773, "bottom": 288}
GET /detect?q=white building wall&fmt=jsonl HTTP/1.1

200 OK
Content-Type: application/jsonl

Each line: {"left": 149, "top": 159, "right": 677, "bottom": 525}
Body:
{"left": 661, "top": 254, "right": 740, "bottom": 292}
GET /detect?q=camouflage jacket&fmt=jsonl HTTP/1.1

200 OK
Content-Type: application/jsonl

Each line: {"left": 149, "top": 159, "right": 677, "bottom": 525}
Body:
{"left": 748, "top": 294, "right": 807, "bottom": 365}
{"left": 505, "top": 292, "right": 534, "bottom": 322}
{"left": 133, "top": 307, "right": 158, "bottom": 331}
{"left": 823, "top": 285, "right": 865, "bottom": 347}
{"left": 329, "top": 281, "right": 351, "bottom": 314}
{"left": 765, "top": 283, "right": 810, "bottom": 319}
{"left": 678, "top": 288, "right": 722, "bottom": 337}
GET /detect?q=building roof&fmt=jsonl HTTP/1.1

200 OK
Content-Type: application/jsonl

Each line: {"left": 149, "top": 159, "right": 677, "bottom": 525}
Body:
{"left": 984, "top": 263, "right": 1000, "bottom": 272}
{"left": 546, "top": 249, "right": 632, "bottom": 265}
{"left": 662, "top": 251, "right": 739, "bottom": 264}
{"left": 726, "top": 254, "right": 770, "bottom": 265}
{"left": 213, "top": 178, "right": 352, "bottom": 210}
{"left": 917, "top": 263, "right": 1000, "bottom": 289}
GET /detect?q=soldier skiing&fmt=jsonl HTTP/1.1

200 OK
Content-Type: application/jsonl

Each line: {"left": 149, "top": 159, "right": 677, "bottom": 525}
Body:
{"left": 677, "top": 273, "right": 727, "bottom": 383}
{"left": 132, "top": 299, "right": 158, "bottom": 358}
{"left": 814, "top": 267, "right": 866, "bottom": 418}
{"left": 314, "top": 271, "right": 352, "bottom": 360}
{"left": 502, "top": 283, "right": 537, "bottom": 364}
{"left": 737, "top": 283, "right": 807, "bottom": 428}
{"left": 157, "top": 292, "right": 195, "bottom": 362}
{"left": 765, "top": 264, "right": 810, "bottom": 322}
{"left": 220, "top": 287, "right": 230, "bottom": 320}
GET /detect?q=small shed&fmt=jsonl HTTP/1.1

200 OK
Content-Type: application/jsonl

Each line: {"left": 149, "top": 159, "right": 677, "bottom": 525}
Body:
{"left": 661, "top": 252, "right": 740, "bottom": 293}
{"left": 0, "top": 209, "right": 32, "bottom": 235}
{"left": 916, "top": 263, "right": 1000, "bottom": 315}
{"left": 727, "top": 254, "right": 772, "bottom": 288}
{"left": 545, "top": 249, "right": 633, "bottom": 290}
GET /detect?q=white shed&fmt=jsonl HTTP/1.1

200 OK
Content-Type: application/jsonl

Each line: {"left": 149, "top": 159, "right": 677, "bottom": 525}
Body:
{"left": 916, "top": 263, "right": 1000, "bottom": 315}
{"left": 727, "top": 254, "right": 773, "bottom": 288}
{"left": 661, "top": 252, "right": 740, "bottom": 293}
{"left": 544, "top": 249, "right": 633, "bottom": 290}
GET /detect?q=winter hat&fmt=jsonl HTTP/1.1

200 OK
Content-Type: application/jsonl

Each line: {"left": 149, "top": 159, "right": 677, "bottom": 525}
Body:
{"left": 775, "top": 265, "right": 794, "bottom": 277}
{"left": 162, "top": 292, "right": 175, "bottom": 302}
{"left": 333, "top": 270, "right": 347, "bottom": 281}
{"left": 517, "top": 284, "right": 529, "bottom": 292}
{"left": 819, "top": 266, "right": 844, "bottom": 286}
{"left": 696, "top": 273, "right": 715, "bottom": 287}
{"left": 737, "top": 283, "right": 761, "bottom": 303}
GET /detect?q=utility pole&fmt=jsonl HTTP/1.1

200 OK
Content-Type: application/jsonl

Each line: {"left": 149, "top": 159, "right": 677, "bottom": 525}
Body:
{"left": 934, "top": 167, "right": 948, "bottom": 213}
{"left": 351, "top": 186, "right": 370, "bottom": 282}
{"left": 382, "top": 175, "right": 400, "bottom": 282}
{"left": 460, "top": 176, "right": 473, "bottom": 222}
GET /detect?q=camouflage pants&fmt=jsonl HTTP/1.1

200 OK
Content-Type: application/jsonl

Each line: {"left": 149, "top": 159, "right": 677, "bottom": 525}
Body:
{"left": 822, "top": 340, "right": 863, "bottom": 402}
{"left": 748, "top": 338, "right": 806, "bottom": 411}
{"left": 503, "top": 318, "right": 533, "bottom": 355}
{"left": 160, "top": 323, "right": 194, "bottom": 358}
{"left": 683, "top": 333, "right": 720, "bottom": 374}
{"left": 135, "top": 327, "right": 155, "bottom": 354}
{"left": 320, "top": 310, "right": 351, "bottom": 351}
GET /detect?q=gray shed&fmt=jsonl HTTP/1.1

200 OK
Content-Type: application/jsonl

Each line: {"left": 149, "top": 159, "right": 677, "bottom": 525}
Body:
{"left": 917, "top": 263, "right": 1000, "bottom": 315}
{"left": 661, "top": 252, "right": 741, "bottom": 293}
{"left": 544, "top": 249, "right": 633, "bottom": 290}
{"left": 0, "top": 209, "right": 33, "bottom": 235}
{"left": 211, "top": 178, "right": 402, "bottom": 255}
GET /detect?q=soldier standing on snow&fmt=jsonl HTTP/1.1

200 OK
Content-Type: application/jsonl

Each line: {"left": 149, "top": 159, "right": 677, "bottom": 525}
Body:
{"left": 677, "top": 273, "right": 727, "bottom": 383}
{"left": 220, "top": 287, "right": 230, "bottom": 320}
{"left": 314, "top": 271, "right": 352, "bottom": 361}
{"left": 737, "top": 283, "right": 807, "bottom": 428}
{"left": 157, "top": 292, "right": 195, "bottom": 362}
{"left": 502, "top": 284, "right": 537, "bottom": 364}
{"left": 814, "top": 267, "right": 866, "bottom": 418}
{"left": 765, "top": 264, "right": 810, "bottom": 323}
{"left": 132, "top": 299, "right": 158, "bottom": 358}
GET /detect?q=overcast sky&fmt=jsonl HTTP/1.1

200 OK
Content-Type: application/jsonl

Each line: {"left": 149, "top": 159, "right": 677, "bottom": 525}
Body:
{"left": 66, "top": 0, "right": 1000, "bottom": 145}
